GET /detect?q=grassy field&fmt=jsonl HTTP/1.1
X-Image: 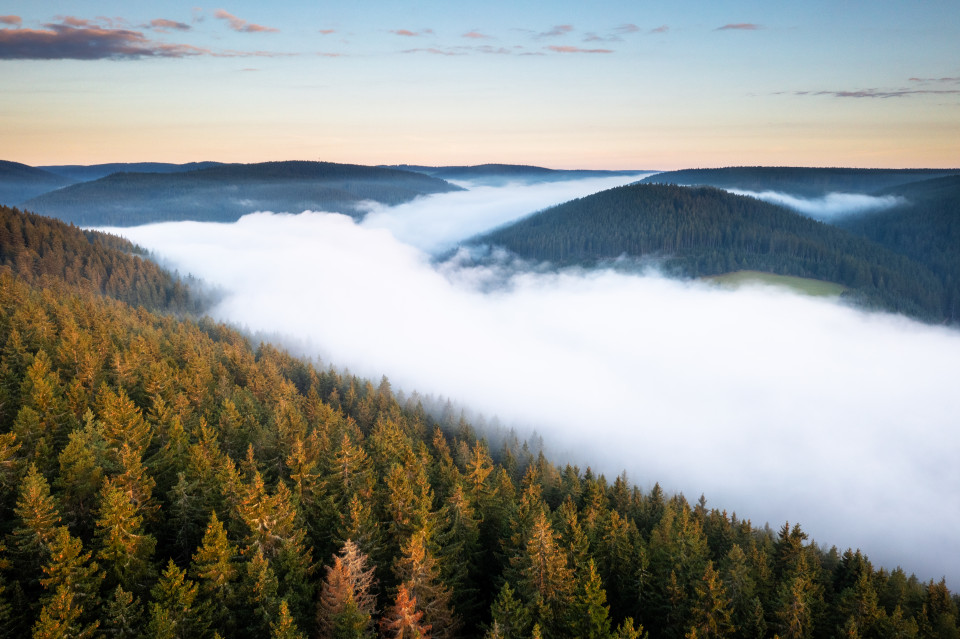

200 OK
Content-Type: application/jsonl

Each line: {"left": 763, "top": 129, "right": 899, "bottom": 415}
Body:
{"left": 704, "top": 270, "right": 847, "bottom": 297}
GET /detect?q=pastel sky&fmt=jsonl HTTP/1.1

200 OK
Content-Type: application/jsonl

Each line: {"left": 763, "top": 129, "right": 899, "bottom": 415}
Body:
{"left": 2, "top": 1, "right": 958, "bottom": 168}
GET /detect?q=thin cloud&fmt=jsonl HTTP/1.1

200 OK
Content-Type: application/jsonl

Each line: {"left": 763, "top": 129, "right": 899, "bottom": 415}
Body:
{"left": 716, "top": 23, "right": 763, "bottom": 31}
{"left": 462, "top": 30, "right": 491, "bottom": 39}
{"left": 909, "top": 76, "right": 960, "bottom": 84}
{"left": 803, "top": 88, "right": 960, "bottom": 99}
{"left": 402, "top": 47, "right": 463, "bottom": 56}
{"left": 214, "top": 9, "right": 278, "bottom": 33}
{"left": 0, "top": 20, "right": 208, "bottom": 59}
{"left": 615, "top": 23, "right": 640, "bottom": 34}
{"left": 584, "top": 32, "right": 620, "bottom": 43}
{"left": 0, "top": 15, "right": 22, "bottom": 26}
{"left": 538, "top": 24, "right": 574, "bottom": 38}
{"left": 545, "top": 44, "right": 613, "bottom": 54}
{"left": 651, "top": 24, "right": 669, "bottom": 34}
{"left": 147, "top": 18, "right": 191, "bottom": 32}
{"left": 318, "top": 29, "right": 336, "bottom": 35}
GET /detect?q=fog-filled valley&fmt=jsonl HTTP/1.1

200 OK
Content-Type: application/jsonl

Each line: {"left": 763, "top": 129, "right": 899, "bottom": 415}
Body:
{"left": 101, "top": 172, "right": 960, "bottom": 586}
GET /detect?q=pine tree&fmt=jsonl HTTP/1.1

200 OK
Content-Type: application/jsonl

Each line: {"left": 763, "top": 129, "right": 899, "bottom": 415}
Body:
{"left": 380, "top": 584, "right": 431, "bottom": 639}
{"left": 102, "top": 586, "right": 144, "bottom": 639}
{"left": 191, "top": 512, "right": 240, "bottom": 635}
{"left": 31, "top": 584, "right": 98, "bottom": 639}
{"left": 316, "top": 540, "right": 377, "bottom": 639}
{"left": 39, "top": 526, "right": 103, "bottom": 621}
{"left": 271, "top": 599, "right": 307, "bottom": 639}
{"left": 393, "top": 529, "right": 457, "bottom": 639}
{"left": 9, "top": 463, "right": 62, "bottom": 593}
{"left": 568, "top": 559, "right": 614, "bottom": 639}
{"left": 146, "top": 559, "right": 210, "bottom": 639}
{"left": 685, "top": 561, "right": 734, "bottom": 638}
{"left": 94, "top": 478, "right": 156, "bottom": 594}
{"left": 488, "top": 583, "right": 531, "bottom": 639}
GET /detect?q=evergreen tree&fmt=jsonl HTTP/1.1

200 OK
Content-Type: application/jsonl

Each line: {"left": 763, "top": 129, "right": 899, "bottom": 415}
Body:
{"left": 102, "top": 586, "right": 144, "bottom": 639}
{"left": 317, "top": 540, "right": 377, "bottom": 639}
{"left": 380, "top": 584, "right": 432, "bottom": 639}
{"left": 31, "top": 584, "right": 98, "bottom": 639}
{"left": 568, "top": 558, "right": 614, "bottom": 639}
{"left": 146, "top": 559, "right": 210, "bottom": 639}
{"left": 94, "top": 478, "right": 156, "bottom": 594}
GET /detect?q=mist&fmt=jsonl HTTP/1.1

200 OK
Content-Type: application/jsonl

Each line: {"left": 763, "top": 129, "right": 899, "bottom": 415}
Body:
{"left": 360, "top": 173, "right": 653, "bottom": 253}
{"left": 727, "top": 189, "right": 906, "bottom": 221}
{"left": 107, "top": 181, "right": 960, "bottom": 585}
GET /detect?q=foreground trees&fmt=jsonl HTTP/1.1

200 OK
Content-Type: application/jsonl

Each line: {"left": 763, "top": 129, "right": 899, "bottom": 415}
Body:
{"left": 0, "top": 205, "right": 957, "bottom": 637}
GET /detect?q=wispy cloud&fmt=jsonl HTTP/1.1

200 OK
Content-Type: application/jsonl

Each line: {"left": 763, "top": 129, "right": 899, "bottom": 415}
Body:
{"left": 214, "top": 9, "right": 278, "bottom": 33}
{"left": 462, "top": 30, "right": 491, "bottom": 39}
{"left": 318, "top": 29, "right": 336, "bottom": 35}
{"left": 538, "top": 24, "right": 573, "bottom": 38}
{"left": 402, "top": 47, "right": 463, "bottom": 56}
{"left": 147, "top": 18, "right": 191, "bottom": 32}
{"left": 0, "top": 15, "right": 22, "bottom": 26}
{"left": 797, "top": 88, "right": 960, "bottom": 99}
{"left": 583, "top": 32, "right": 620, "bottom": 43}
{"left": 716, "top": 23, "right": 762, "bottom": 31}
{"left": 615, "top": 23, "right": 640, "bottom": 34}
{"left": 545, "top": 44, "right": 613, "bottom": 54}
{"left": 650, "top": 24, "right": 669, "bottom": 34}
{"left": 0, "top": 19, "right": 208, "bottom": 59}
{"left": 909, "top": 76, "right": 960, "bottom": 84}
{"left": 390, "top": 28, "right": 433, "bottom": 37}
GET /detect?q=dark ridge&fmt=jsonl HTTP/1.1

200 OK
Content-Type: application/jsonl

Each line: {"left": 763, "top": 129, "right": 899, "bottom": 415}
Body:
{"left": 476, "top": 182, "right": 951, "bottom": 321}
{"left": 0, "top": 160, "right": 75, "bottom": 205}
{"left": 39, "top": 161, "right": 225, "bottom": 182}
{"left": 641, "top": 166, "right": 960, "bottom": 197}
{"left": 20, "top": 160, "right": 464, "bottom": 226}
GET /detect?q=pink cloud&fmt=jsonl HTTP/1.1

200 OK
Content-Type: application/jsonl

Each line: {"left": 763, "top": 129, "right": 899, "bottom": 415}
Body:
{"left": 0, "top": 20, "right": 208, "bottom": 59}
{"left": 0, "top": 15, "right": 22, "bottom": 26}
{"left": 148, "top": 18, "right": 191, "bottom": 31}
{"left": 546, "top": 45, "right": 613, "bottom": 54}
{"left": 463, "top": 30, "right": 490, "bottom": 39}
{"left": 318, "top": 29, "right": 336, "bottom": 35}
{"left": 214, "top": 9, "right": 278, "bottom": 33}
{"left": 716, "top": 23, "right": 762, "bottom": 31}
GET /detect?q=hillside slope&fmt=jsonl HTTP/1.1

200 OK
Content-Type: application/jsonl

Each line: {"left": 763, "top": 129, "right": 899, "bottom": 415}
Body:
{"left": 0, "top": 201, "right": 956, "bottom": 639}
{"left": 836, "top": 175, "right": 960, "bottom": 320}
{"left": 391, "top": 163, "right": 644, "bottom": 185}
{"left": 39, "top": 161, "right": 224, "bottom": 182}
{"left": 0, "top": 160, "right": 75, "bottom": 205}
{"left": 22, "top": 160, "right": 463, "bottom": 226}
{"left": 641, "top": 166, "right": 959, "bottom": 197}
{"left": 476, "top": 183, "right": 949, "bottom": 321}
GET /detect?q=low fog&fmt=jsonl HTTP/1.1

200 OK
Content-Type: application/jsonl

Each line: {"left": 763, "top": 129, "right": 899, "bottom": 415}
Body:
{"left": 108, "top": 178, "right": 960, "bottom": 585}
{"left": 727, "top": 189, "right": 906, "bottom": 221}
{"left": 360, "top": 174, "right": 653, "bottom": 252}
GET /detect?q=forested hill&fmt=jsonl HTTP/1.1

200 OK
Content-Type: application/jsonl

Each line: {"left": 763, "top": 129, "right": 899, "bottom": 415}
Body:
{"left": 835, "top": 175, "right": 960, "bottom": 320}
{"left": 0, "top": 204, "right": 201, "bottom": 313}
{"left": 39, "top": 162, "right": 224, "bottom": 183}
{"left": 476, "top": 183, "right": 952, "bottom": 321}
{"left": 389, "top": 163, "right": 644, "bottom": 185}
{"left": 0, "top": 203, "right": 957, "bottom": 639}
{"left": 20, "top": 161, "right": 463, "bottom": 226}
{"left": 640, "top": 167, "right": 959, "bottom": 197}
{"left": 0, "top": 161, "right": 74, "bottom": 206}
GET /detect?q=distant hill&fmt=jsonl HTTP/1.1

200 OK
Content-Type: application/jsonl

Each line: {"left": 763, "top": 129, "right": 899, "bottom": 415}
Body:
{"left": 836, "top": 175, "right": 960, "bottom": 320}
{"left": 0, "top": 160, "right": 75, "bottom": 205}
{"left": 21, "top": 160, "right": 463, "bottom": 226}
{"left": 388, "top": 163, "right": 646, "bottom": 186}
{"left": 640, "top": 167, "right": 959, "bottom": 197}
{"left": 476, "top": 182, "right": 950, "bottom": 321}
{"left": 40, "top": 161, "right": 224, "bottom": 182}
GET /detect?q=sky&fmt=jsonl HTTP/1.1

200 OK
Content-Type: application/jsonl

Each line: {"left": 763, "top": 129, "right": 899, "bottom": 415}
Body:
{"left": 3, "top": 1, "right": 959, "bottom": 168}
{"left": 106, "top": 178, "right": 960, "bottom": 585}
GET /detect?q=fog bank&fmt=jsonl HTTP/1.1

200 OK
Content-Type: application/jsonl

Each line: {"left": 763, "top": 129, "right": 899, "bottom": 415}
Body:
{"left": 728, "top": 189, "right": 906, "bottom": 221}
{"left": 108, "top": 186, "right": 960, "bottom": 585}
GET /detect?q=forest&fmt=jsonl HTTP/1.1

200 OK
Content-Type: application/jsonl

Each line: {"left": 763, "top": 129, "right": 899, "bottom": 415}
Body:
{"left": 638, "top": 168, "right": 959, "bottom": 198}
{"left": 475, "top": 183, "right": 957, "bottom": 323}
{"left": 15, "top": 162, "right": 462, "bottom": 227}
{"left": 0, "top": 199, "right": 958, "bottom": 639}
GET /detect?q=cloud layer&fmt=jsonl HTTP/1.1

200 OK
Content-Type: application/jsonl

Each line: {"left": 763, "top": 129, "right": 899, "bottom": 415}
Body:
{"left": 0, "top": 19, "right": 207, "bottom": 59}
{"left": 727, "top": 189, "right": 906, "bottom": 220}
{"left": 107, "top": 180, "right": 960, "bottom": 585}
